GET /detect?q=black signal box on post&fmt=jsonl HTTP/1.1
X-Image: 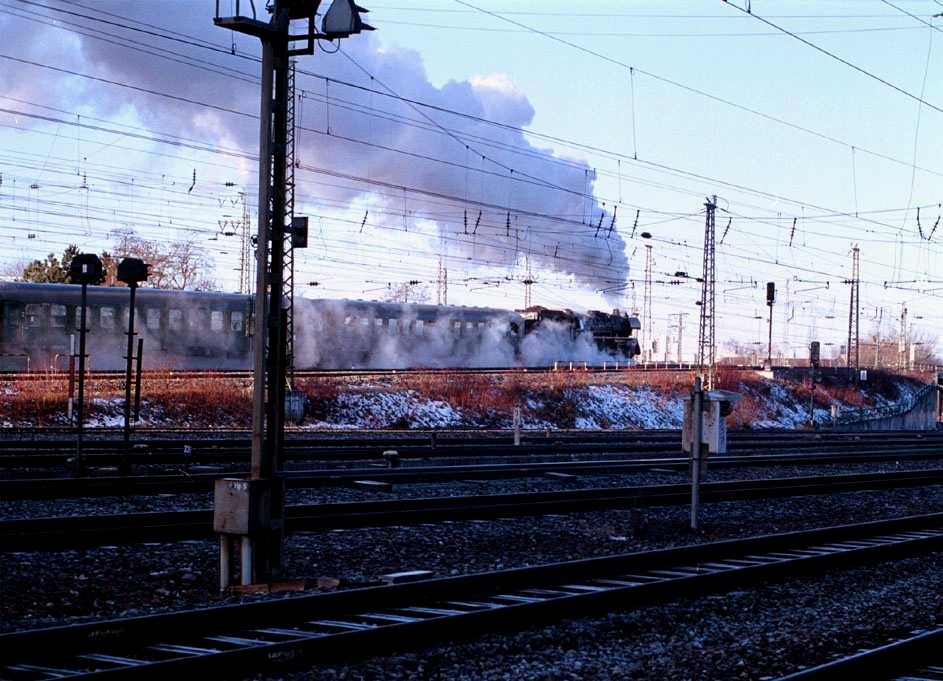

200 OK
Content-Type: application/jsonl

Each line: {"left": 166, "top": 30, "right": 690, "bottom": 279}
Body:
{"left": 69, "top": 254, "right": 104, "bottom": 285}
{"left": 810, "top": 341, "right": 821, "bottom": 368}
{"left": 766, "top": 282, "right": 776, "bottom": 306}
{"left": 117, "top": 258, "right": 149, "bottom": 285}
{"left": 291, "top": 216, "right": 308, "bottom": 249}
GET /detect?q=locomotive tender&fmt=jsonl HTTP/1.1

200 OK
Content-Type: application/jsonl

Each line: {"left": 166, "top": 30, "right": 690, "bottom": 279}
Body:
{"left": 0, "top": 282, "right": 639, "bottom": 371}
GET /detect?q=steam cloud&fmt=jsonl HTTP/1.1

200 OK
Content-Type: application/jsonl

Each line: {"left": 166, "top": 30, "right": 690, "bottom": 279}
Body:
{"left": 1, "top": 3, "right": 629, "bottom": 296}
{"left": 293, "top": 299, "right": 635, "bottom": 369}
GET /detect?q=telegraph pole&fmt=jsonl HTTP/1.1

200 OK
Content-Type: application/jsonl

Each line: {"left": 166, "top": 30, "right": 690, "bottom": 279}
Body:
{"left": 436, "top": 255, "right": 449, "bottom": 305}
{"left": 670, "top": 312, "right": 687, "bottom": 365}
{"left": 898, "top": 302, "right": 908, "bottom": 371}
{"left": 765, "top": 282, "right": 775, "bottom": 370}
{"left": 643, "top": 244, "right": 653, "bottom": 362}
{"left": 213, "top": 0, "right": 373, "bottom": 587}
{"left": 523, "top": 255, "right": 534, "bottom": 309}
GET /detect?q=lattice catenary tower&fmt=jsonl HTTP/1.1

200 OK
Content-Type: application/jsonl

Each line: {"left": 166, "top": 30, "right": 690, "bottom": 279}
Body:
{"left": 845, "top": 245, "right": 860, "bottom": 377}
{"left": 697, "top": 196, "right": 717, "bottom": 389}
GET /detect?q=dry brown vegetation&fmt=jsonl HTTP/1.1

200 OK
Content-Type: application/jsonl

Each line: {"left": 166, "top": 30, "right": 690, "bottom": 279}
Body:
{"left": 0, "top": 372, "right": 253, "bottom": 427}
{"left": 2, "top": 373, "right": 72, "bottom": 425}
{"left": 725, "top": 391, "right": 766, "bottom": 429}
{"left": 1, "top": 373, "right": 141, "bottom": 425}
{"left": 0, "top": 367, "right": 928, "bottom": 429}
{"left": 141, "top": 374, "right": 252, "bottom": 424}
{"left": 293, "top": 375, "right": 340, "bottom": 421}
{"left": 407, "top": 373, "right": 525, "bottom": 416}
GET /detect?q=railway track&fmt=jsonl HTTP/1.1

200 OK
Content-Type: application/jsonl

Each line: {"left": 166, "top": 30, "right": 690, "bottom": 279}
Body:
{"left": 3, "top": 431, "right": 943, "bottom": 470}
{"left": 3, "top": 426, "right": 939, "bottom": 442}
{"left": 2, "top": 513, "right": 940, "bottom": 680}
{"left": 779, "top": 626, "right": 943, "bottom": 680}
{"left": 2, "top": 363, "right": 878, "bottom": 382}
{"left": 0, "top": 364, "right": 703, "bottom": 382}
{"left": 4, "top": 469, "right": 942, "bottom": 551}
{"left": 3, "top": 449, "right": 943, "bottom": 501}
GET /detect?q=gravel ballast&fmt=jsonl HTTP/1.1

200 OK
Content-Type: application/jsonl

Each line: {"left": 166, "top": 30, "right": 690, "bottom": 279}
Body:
{"left": 2, "top": 477, "right": 941, "bottom": 680}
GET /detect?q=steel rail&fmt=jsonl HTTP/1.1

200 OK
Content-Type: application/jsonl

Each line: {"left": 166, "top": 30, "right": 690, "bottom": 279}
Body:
{"left": 777, "top": 626, "right": 943, "bottom": 680}
{"left": 2, "top": 513, "right": 941, "bottom": 680}
{"left": 0, "top": 364, "right": 707, "bottom": 380}
{"left": 2, "top": 427, "right": 940, "bottom": 446}
{"left": 3, "top": 469, "right": 942, "bottom": 551}
{"left": 3, "top": 448, "right": 943, "bottom": 501}
{"left": 2, "top": 363, "right": 911, "bottom": 381}
{"left": 2, "top": 434, "right": 942, "bottom": 469}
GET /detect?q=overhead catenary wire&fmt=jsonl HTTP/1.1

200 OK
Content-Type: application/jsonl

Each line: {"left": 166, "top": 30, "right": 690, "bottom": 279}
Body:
{"left": 7, "top": 1, "right": 933, "bottom": 218}
{"left": 726, "top": 2, "right": 943, "bottom": 116}
{"left": 13, "top": 0, "right": 943, "bottom": 199}
{"left": 3, "top": 93, "right": 940, "bottom": 290}
{"left": 1, "top": 4, "right": 940, "bottom": 341}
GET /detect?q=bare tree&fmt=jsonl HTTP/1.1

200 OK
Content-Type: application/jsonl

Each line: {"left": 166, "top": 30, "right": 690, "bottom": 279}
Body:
{"left": 1, "top": 258, "right": 31, "bottom": 280}
{"left": 110, "top": 228, "right": 216, "bottom": 290}
{"left": 383, "top": 281, "right": 430, "bottom": 304}
{"left": 859, "top": 329, "right": 940, "bottom": 369}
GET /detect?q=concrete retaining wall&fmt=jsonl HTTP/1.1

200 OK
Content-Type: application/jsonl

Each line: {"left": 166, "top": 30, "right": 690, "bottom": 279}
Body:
{"left": 839, "top": 384, "right": 940, "bottom": 431}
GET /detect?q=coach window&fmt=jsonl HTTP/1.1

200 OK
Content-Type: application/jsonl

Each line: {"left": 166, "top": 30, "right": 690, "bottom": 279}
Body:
{"left": 99, "top": 307, "right": 115, "bottom": 331}
{"left": 146, "top": 308, "right": 161, "bottom": 331}
{"left": 375, "top": 318, "right": 384, "bottom": 328}
{"left": 415, "top": 319, "right": 424, "bottom": 333}
{"left": 230, "top": 311, "right": 244, "bottom": 333}
{"left": 477, "top": 321, "right": 485, "bottom": 329}
{"left": 452, "top": 320, "right": 461, "bottom": 334}
{"left": 360, "top": 318, "right": 369, "bottom": 328}
{"left": 388, "top": 318, "right": 398, "bottom": 334}
{"left": 24, "top": 303, "right": 43, "bottom": 327}
{"left": 210, "top": 310, "right": 224, "bottom": 333}
{"left": 50, "top": 304, "right": 67, "bottom": 328}
{"left": 465, "top": 321, "right": 474, "bottom": 331}
{"left": 189, "top": 308, "right": 207, "bottom": 330}
{"left": 169, "top": 309, "right": 183, "bottom": 331}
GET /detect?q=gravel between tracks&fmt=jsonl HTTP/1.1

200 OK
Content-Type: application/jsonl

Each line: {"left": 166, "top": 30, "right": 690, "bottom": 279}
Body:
{"left": 1, "top": 469, "right": 941, "bottom": 680}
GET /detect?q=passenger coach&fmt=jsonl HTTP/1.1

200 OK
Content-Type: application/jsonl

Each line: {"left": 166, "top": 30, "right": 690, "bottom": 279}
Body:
{"left": 0, "top": 282, "right": 252, "bottom": 371}
{"left": 0, "top": 282, "right": 632, "bottom": 371}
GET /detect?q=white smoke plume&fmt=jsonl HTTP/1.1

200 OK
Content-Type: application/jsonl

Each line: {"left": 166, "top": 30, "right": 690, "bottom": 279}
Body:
{"left": 0, "top": 2, "right": 629, "bottom": 296}
{"left": 519, "top": 319, "right": 636, "bottom": 367}
{"left": 292, "top": 299, "right": 636, "bottom": 369}
{"left": 293, "top": 298, "right": 520, "bottom": 368}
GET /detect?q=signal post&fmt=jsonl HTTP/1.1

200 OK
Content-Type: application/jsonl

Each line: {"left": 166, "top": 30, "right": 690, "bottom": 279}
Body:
{"left": 212, "top": 0, "right": 373, "bottom": 589}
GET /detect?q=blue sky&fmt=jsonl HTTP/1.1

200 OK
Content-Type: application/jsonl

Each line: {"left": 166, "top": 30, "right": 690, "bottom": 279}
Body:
{"left": 1, "top": 1, "right": 941, "bottom": 362}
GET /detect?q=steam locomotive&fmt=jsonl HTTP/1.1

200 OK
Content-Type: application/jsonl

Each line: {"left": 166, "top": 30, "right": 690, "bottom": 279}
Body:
{"left": 0, "top": 282, "right": 640, "bottom": 371}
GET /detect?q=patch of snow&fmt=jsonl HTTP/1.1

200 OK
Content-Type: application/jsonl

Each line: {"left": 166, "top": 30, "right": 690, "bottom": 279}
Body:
{"left": 84, "top": 398, "right": 127, "bottom": 428}
{"left": 566, "top": 385, "right": 685, "bottom": 430}
{"left": 328, "top": 391, "right": 468, "bottom": 429}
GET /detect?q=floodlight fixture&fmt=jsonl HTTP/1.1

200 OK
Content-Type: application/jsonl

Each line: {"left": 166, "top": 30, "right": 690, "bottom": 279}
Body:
{"left": 322, "top": 0, "right": 374, "bottom": 39}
